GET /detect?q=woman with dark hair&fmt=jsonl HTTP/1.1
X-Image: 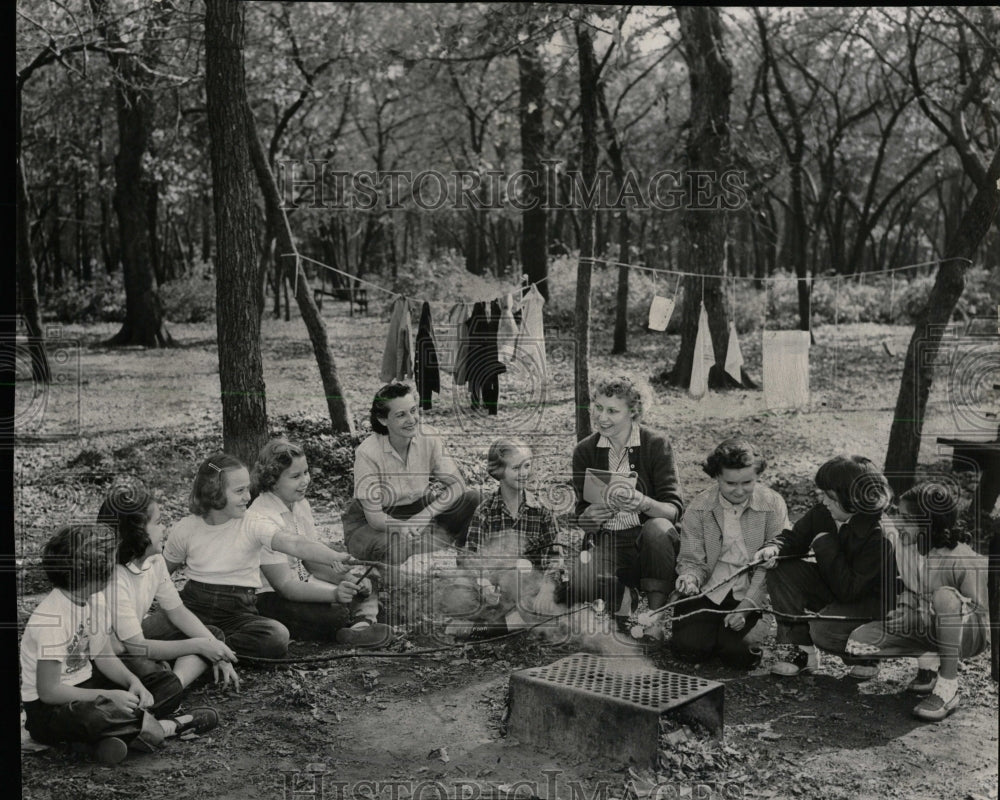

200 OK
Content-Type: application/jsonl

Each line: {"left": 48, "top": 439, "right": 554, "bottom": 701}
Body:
{"left": 756, "top": 455, "right": 898, "bottom": 678}
{"left": 846, "top": 482, "right": 988, "bottom": 721}
{"left": 343, "top": 383, "right": 481, "bottom": 565}
{"left": 672, "top": 439, "right": 789, "bottom": 668}
{"left": 569, "top": 375, "right": 684, "bottom": 630}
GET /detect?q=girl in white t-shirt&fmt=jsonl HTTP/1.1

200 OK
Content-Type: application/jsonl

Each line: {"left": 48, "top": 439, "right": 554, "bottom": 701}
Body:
{"left": 163, "top": 453, "right": 366, "bottom": 659}
{"left": 99, "top": 481, "right": 240, "bottom": 691}
{"left": 250, "top": 439, "right": 391, "bottom": 647}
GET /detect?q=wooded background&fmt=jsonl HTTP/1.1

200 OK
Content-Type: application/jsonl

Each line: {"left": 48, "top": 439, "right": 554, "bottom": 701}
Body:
{"left": 15, "top": 3, "right": 1000, "bottom": 480}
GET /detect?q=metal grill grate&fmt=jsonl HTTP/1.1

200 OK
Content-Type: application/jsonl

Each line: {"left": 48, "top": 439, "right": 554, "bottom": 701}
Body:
{"left": 508, "top": 653, "right": 724, "bottom": 766}
{"left": 523, "top": 653, "right": 716, "bottom": 710}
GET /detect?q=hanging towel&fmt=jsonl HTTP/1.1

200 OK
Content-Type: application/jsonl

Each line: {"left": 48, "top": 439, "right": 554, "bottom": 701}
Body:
{"left": 724, "top": 321, "right": 744, "bottom": 383}
{"left": 513, "top": 285, "right": 547, "bottom": 384}
{"left": 762, "top": 330, "right": 810, "bottom": 409}
{"left": 689, "top": 302, "right": 715, "bottom": 399}
{"left": 379, "top": 296, "right": 412, "bottom": 383}
{"left": 414, "top": 301, "right": 440, "bottom": 410}
{"left": 647, "top": 295, "right": 676, "bottom": 332}
{"left": 497, "top": 293, "right": 519, "bottom": 366}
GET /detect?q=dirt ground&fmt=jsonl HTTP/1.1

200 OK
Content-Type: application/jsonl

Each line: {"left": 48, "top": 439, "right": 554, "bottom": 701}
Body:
{"left": 15, "top": 300, "right": 999, "bottom": 800}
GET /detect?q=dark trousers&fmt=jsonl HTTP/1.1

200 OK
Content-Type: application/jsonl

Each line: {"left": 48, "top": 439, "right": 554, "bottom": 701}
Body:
{"left": 179, "top": 580, "right": 290, "bottom": 659}
{"left": 568, "top": 519, "right": 680, "bottom": 611}
{"left": 24, "top": 666, "right": 182, "bottom": 747}
{"left": 118, "top": 614, "right": 226, "bottom": 677}
{"left": 254, "top": 592, "right": 353, "bottom": 642}
{"left": 766, "top": 558, "right": 886, "bottom": 661}
{"left": 343, "top": 488, "right": 482, "bottom": 565}
{"left": 671, "top": 590, "right": 763, "bottom": 668}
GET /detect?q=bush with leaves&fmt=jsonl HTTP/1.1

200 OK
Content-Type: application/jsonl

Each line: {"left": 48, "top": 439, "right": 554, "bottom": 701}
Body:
{"left": 159, "top": 267, "right": 217, "bottom": 323}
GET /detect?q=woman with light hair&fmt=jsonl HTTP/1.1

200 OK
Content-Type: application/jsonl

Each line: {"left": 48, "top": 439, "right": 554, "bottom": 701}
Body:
{"left": 569, "top": 375, "right": 684, "bottom": 631}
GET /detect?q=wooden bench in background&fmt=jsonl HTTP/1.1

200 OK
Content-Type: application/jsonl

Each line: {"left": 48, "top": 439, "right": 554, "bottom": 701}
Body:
{"left": 313, "top": 271, "right": 369, "bottom": 316}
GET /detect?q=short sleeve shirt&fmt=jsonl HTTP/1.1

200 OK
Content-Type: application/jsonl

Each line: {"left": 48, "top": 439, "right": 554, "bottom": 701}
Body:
{"left": 20, "top": 589, "right": 111, "bottom": 702}
{"left": 163, "top": 514, "right": 275, "bottom": 588}
{"left": 108, "top": 555, "right": 183, "bottom": 641}
{"left": 249, "top": 492, "right": 320, "bottom": 589}
{"left": 353, "top": 427, "right": 447, "bottom": 512}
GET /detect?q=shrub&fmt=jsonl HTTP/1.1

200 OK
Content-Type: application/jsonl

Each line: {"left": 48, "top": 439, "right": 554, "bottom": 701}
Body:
{"left": 42, "top": 270, "right": 126, "bottom": 324}
{"left": 160, "top": 268, "right": 217, "bottom": 323}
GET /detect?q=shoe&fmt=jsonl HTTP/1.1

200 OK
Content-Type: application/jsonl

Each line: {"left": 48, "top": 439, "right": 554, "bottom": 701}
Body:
{"left": 466, "top": 621, "right": 509, "bottom": 641}
{"left": 771, "top": 649, "right": 816, "bottom": 677}
{"left": 722, "top": 646, "right": 763, "bottom": 671}
{"left": 94, "top": 737, "right": 128, "bottom": 765}
{"left": 906, "top": 669, "right": 938, "bottom": 694}
{"left": 847, "top": 662, "right": 879, "bottom": 680}
{"left": 173, "top": 707, "right": 219, "bottom": 736}
{"left": 912, "top": 691, "right": 960, "bottom": 722}
{"left": 335, "top": 622, "right": 393, "bottom": 648}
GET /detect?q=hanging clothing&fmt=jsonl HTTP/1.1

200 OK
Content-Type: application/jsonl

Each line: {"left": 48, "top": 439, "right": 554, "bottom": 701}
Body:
{"left": 689, "top": 302, "right": 715, "bottom": 399}
{"left": 414, "top": 301, "right": 440, "bottom": 410}
{"left": 437, "top": 303, "right": 465, "bottom": 375}
{"left": 647, "top": 295, "right": 676, "bottom": 332}
{"left": 762, "top": 330, "right": 810, "bottom": 409}
{"left": 466, "top": 300, "right": 505, "bottom": 414}
{"left": 513, "top": 285, "right": 547, "bottom": 384}
{"left": 450, "top": 304, "right": 473, "bottom": 385}
{"left": 724, "top": 322, "right": 744, "bottom": 384}
{"left": 497, "top": 293, "right": 519, "bottom": 366}
{"left": 379, "top": 296, "right": 412, "bottom": 383}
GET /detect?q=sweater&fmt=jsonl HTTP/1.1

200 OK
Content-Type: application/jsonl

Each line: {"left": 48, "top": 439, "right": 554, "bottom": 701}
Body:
{"left": 776, "top": 503, "right": 899, "bottom": 606}
{"left": 572, "top": 425, "right": 684, "bottom": 522}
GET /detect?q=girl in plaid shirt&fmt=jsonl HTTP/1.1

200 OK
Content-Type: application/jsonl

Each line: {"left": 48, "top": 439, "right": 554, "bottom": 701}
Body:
{"left": 451, "top": 439, "right": 563, "bottom": 638}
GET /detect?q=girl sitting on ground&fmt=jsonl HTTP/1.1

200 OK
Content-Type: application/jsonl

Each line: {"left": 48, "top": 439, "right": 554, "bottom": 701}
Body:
{"left": 248, "top": 439, "right": 391, "bottom": 648}
{"left": 163, "top": 453, "right": 368, "bottom": 659}
{"left": 450, "top": 439, "right": 564, "bottom": 638}
{"left": 755, "top": 455, "right": 898, "bottom": 679}
{"left": 100, "top": 481, "right": 241, "bottom": 692}
{"left": 21, "top": 524, "right": 218, "bottom": 764}
{"left": 672, "top": 439, "right": 789, "bottom": 668}
{"left": 846, "top": 482, "right": 989, "bottom": 722}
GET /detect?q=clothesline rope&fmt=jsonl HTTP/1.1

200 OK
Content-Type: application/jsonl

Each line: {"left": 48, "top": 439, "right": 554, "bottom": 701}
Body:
{"left": 580, "top": 254, "right": 973, "bottom": 282}
{"left": 289, "top": 250, "right": 971, "bottom": 312}
{"left": 293, "top": 253, "right": 548, "bottom": 309}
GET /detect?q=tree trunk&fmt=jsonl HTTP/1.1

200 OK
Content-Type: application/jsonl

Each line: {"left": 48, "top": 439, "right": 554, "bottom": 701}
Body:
{"left": 91, "top": 0, "right": 173, "bottom": 347}
{"left": 667, "top": 6, "right": 744, "bottom": 389}
{"left": 574, "top": 22, "right": 597, "bottom": 442}
{"left": 595, "top": 57, "right": 630, "bottom": 354}
{"left": 518, "top": 45, "right": 548, "bottom": 301}
{"left": 205, "top": 0, "right": 269, "bottom": 467}
{"left": 15, "top": 86, "right": 51, "bottom": 384}
{"left": 243, "top": 53, "right": 354, "bottom": 435}
{"left": 885, "top": 144, "right": 1000, "bottom": 494}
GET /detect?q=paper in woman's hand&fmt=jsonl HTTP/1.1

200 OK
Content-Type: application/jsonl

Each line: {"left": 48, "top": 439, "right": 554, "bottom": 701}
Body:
{"left": 583, "top": 468, "right": 637, "bottom": 508}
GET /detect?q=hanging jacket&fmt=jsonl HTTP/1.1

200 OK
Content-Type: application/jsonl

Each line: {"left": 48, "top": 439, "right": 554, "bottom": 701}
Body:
{"left": 414, "top": 301, "right": 440, "bottom": 410}
{"left": 379, "top": 296, "right": 412, "bottom": 383}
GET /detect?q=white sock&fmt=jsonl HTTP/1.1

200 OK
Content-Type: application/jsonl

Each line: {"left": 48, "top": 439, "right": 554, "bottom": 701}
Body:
{"left": 917, "top": 653, "right": 941, "bottom": 672}
{"left": 160, "top": 719, "right": 179, "bottom": 738}
{"left": 933, "top": 676, "right": 958, "bottom": 702}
